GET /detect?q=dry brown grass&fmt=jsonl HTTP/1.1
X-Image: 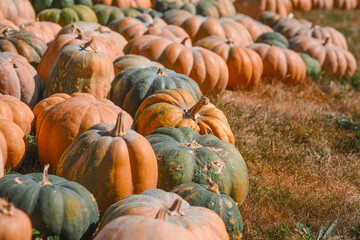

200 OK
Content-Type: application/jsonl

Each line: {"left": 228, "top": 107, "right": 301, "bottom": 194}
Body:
{"left": 211, "top": 9, "right": 360, "bottom": 237}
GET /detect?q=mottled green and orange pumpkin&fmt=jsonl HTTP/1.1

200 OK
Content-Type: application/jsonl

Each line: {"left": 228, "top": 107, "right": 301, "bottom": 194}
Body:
{"left": 172, "top": 178, "right": 243, "bottom": 240}
{"left": 57, "top": 112, "right": 157, "bottom": 215}
{"left": 93, "top": 0, "right": 152, "bottom": 8}
{"left": 0, "top": 165, "right": 99, "bottom": 240}
{"left": 31, "top": 0, "right": 93, "bottom": 13}
{"left": 146, "top": 127, "right": 249, "bottom": 205}
{"left": 113, "top": 54, "right": 164, "bottom": 75}
{"left": 98, "top": 188, "right": 229, "bottom": 240}
{"left": 255, "top": 32, "right": 289, "bottom": 48}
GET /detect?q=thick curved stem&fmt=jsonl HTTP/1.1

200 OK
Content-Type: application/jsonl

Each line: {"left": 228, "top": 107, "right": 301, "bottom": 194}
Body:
{"left": 80, "top": 39, "right": 97, "bottom": 53}
{"left": 168, "top": 198, "right": 185, "bottom": 216}
{"left": 181, "top": 37, "right": 190, "bottom": 45}
{"left": 156, "top": 68, "right": 167, "bottom": 76}
{"left": 185, "top": 96, "right": 209, "bottom": 120}
{"left": 39, "top": 164, "right": 52, "bottom": 186}
{"left": 109, "top": 112, "right": 127, "bottom": 138}
{"left": 323, "top": 37, "right": 330, "bottom": 46}
{"left": 311, "top": 16, "right": 323, "bottom": 29}
{"left": 206, "top": 178, "right": 220, "bottom": 195}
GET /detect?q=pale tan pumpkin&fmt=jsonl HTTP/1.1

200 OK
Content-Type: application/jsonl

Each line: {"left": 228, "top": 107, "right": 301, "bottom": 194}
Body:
{"left": 0, "top": 0, "right": 35, "bottom": 22}
{"left": 18, "top": 19, "right": 62, "bottom": 44}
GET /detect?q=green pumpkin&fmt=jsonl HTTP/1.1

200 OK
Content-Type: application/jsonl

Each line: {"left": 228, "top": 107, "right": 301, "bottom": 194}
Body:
{"left": 146, "top": 127, "right": 249, "bottom": 205}
{"left": 256, "top": 32, "right": 289, "bottom": 48}
{"left": 0, "top": 28, "right": 47, "bottom": 68}
{"left": 153, "top": 0, "right": 197, "bottom": 14}
{"left": 32, "top": 0, "right": 93, "bottom": 13}
{"left": 43, "top": 40, "right": 114, "bottom": 98}
{"left": 92, "top": 4, "right": 140, "bottom": 25}
{"left": 0, "top": 165, "right": 99, "bottom": 240}
{"left": 37, "top": 4, "right": 98, "bottom": 26}
{"left": 172, "top": 179, "right": 243, "bottom": 240}
{"left": 258, "top": 11, "right": 283, "bottom": 28}
{"left": 298, "top": 53, "right": 322, "bottom": 78}
{"left": 110, "top": 67, "right": 202, "bottom": 117}
{"left": 132, "top": 7, "right": 163, "bottom": 18}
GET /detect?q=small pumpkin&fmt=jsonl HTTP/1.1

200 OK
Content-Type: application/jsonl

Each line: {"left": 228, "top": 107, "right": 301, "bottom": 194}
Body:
{"left": 0, "top": 198, "right": 32, "bottom": 240}
{"left": 298, "top": 53, "right": 322, "bottom": 77}
{"left": 34, "top": 92, "right": 133, "bottom": 170}
{"left": 31, "top": 0, "right": 93, "bottom": 13}
{"left": 113, "top": 54, "right": 164, "bottom": 75}
{"left": 110, "top": 67, "right": 202, "bottom": 117}
{"left": 98, "top": 188, "right": 229, "bottom": 240}
{"left": 37, "top": 4, "right": 98, "bottom": 26}
{"left": 57, "top": 112, "right": 158, "bottom": 215}
{"left": 42, "top": 40, "right": 114, "bottom": 99}
{"left": 135, "top": 89, "right": 234, "bottom": 144}
{"left": 172, "top": 178, "right": 243, "bottom": 240}
{"left": 255, "top": 32, "right": 289, "bottom": 48}
{"left": 0, "top": 52, "right": 42, "bottom": 109}
{"left": 146, "top": 127, "right": 249, "bottom": 205}
{"left": 0, "top": 165, "right": 99, "bottom": 240}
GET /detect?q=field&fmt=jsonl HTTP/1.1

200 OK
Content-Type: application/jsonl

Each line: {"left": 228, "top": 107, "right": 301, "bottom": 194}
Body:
{"left": 212, "top": 9, "right": 360, "bottom": 239}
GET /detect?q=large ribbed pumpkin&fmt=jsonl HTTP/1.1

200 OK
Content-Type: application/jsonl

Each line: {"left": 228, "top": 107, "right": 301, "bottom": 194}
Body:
{"left": 135, "top": 89, "right": 234, "bottom": 145}
{"left": 0, "top": 118, "right": 26, "bottom": 170}
{"left": 172, "top": 179, "right": 243, "bottom": 240}
{"left": 0, "top": 198, "right": 32, "bottom": 240}
{"left": 113, "top": 54, "right": 164, "bottom": 75}
{"left": 57, "top": 112, "right": 158, "bottom": 215}
{"left": 110, "top": 67, "right": 202, "bottom": 117}
{"left": 124, "top": 35, "right": 229, "bottom": 94}
{"left": 146, "top": 127, "right": 249, "bottom": 205}
{"left": 34, "top": 93, "right": 133, "bottom": 170}
{"left": 194, "top": 36, "right": 263, "bottom": 90}
{"left": 0, "top": 94, "right": 34, "bottom": 135}
{"left": 234, "top": 0, "right": 293, "bottom": 19}
{"left": 98, "top": 189, "right": 229, "bottom": 240}
{"left": 42, "top": 40, "right": 114, "bottom": 98}
{"left": 0, "top": 52, "right": 41, "bottom": 109}
{"left": 0, "top": 165, "right": 99, "bottom": 240}
{"left": 249, "top": 43, "right": 307, "bottom": 84}
{"left": 289, "top": 37, "right": 356, "bottom": 78}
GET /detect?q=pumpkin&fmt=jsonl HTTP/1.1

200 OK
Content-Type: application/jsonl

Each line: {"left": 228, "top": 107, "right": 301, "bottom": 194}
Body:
{"left": 289, "top": 37, "right": 357, "bottom": 78}
{"left": 37, "top": 22, "right": 126, "bottom": 82}
{"left": 124, "top": 35, "right": 229, "bottom": 94}
{"left": 57, "top": 112, "right": 157, "bottom": 215}
{"left": 311, "top": 0, "right": 334, "bottom": 9}
{"left": 291, "top": 0, "right": 312, "bottom": 11}
{"left": 298, "top": 53, "right": 322, "bottom": 77}
{"left": 249, "top": 43, "right": 307, "bottom": 84}
{"left": 256, "top": 32, "right": 289, "bottom": 48}
{"left": 194, "top": 36, "right": 263, "bottom": 90}
{"left": 259, "top": 11, "right": 283, "bottom": 28}
{"left": 0, "top": 94, "right": 34, "bottom": 135}
{"left": 31, "top": 0, "right": 93, "bottom": 13}
{"left": 34, "top": 92, "right": 133, "bottom": 170}
{"left": 234, "top": 0, "right": 293, "bottom": 19}
{"left": 113, "top": 54, "right": 164, "bottom": 75}
{"left": 108, "top": 13, "right": 190, "bottom": 44}
{"left": 93, "top": 0, "right": 152, "bottom": 8}
{"left": 0, "top": 19, "right": 19, "bottom": 30}
{"left": 18, "top": 19, "right": 62, "bottom": 43}
{"left": 0, "top": 0, "right": 35, "bottom": 22}
{"left": 98, "top": 189, "right": 229, "bottom": 240}
{"left": 0, "top": 151, "right": 3, "bottom": 178}
{"left": 146, "top": 127, "right": 249, "bottom": 205}
{"left": 37, "top": 5, "right": 98, "bottom": 26}
{"left": 0, "top": 27, "right": 47, "bottom": 68}
{"left": 42, "top": 40, "right": 114, "bottom": 98}
{"left": 0, "top": 165, "right": 99, "bottom": 240}
{"left": 162, "top": 9, "right": 253, "bottom": 46}
{"left": 0, "top": 118, "right": 26, "bottom": 170}
{"left": 172, "top": 178, "right": 243, "bottom": 240}
{"left": 333, "top": 0, "right": 357, "bottom": 9}
{"left": 136, "top": 89, "right": 234, "bottom": 144}
{"left": 0, "top": 52, "right": 42, "bottom": 108}
{"left": 273, "top": 16, "right": 348, "bottom": 50}
{"left": 225, "top": 14, "right": 273, "bottom": 40}
{"left": 110, "top": 67, "right": 202, "bottom": 117}
{"left": 0, "top": 198, "right": 32, "bottom": 240}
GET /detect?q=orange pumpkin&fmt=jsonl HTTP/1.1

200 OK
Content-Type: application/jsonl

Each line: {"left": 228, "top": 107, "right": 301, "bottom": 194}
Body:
{"left": 194, "top": 36, "right": 263, "bottom": 90}
{"left": 0, "top": 0, "right": 35, "bottom": 22}
{"left": 124, "top": 35, "right": 229, "bottom": 94}
{"left": 312, "top": 0, "right": 334, "bottom": 9}
{"left": 333, "top": 0, "right": 357, "bottom": 9}
{"left": 249, "top": 43, "right": 307, "bottom": 84}
{"left": 17, "top": 19, "right": 62, "bottom": 44}
{"left": 34, "top": 93, "right": 133, "bottom": 171}
{"left": 0, "top": 19, "right": 19, "bottom": 30}
{"left": 234, "top": 0, "right": 293, "bottom": 19}
{"left": 93, "top": 0, "right": 152, "bottom": 8}
{"left": 0, "top": 94, "right": 34, "bottom": 135}
{"left": 134, "top": 89, "right": 235, "bottom": 145}
{"left": 291, "top": 0, "right": 312, "bottom": 11}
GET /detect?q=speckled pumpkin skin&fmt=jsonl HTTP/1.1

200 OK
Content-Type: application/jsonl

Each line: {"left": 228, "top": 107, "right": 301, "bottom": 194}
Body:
{"left": 146, "top": 127, "right": 249, "bottom": 205}
{"left": 0, "top": 173, "right": 99, "bottom": 240}
{"left": 172, "top": 182, "right": 243, "bottom": 240}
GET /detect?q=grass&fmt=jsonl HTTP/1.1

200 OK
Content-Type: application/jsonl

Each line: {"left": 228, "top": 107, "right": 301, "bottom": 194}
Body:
{"left": 210, "top": 9, "right": 360, "bottom": 240}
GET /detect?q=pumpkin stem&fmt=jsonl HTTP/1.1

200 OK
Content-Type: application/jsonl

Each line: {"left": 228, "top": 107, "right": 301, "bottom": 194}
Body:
{"left": 168, "top": 198, "right": 185, "bottom": 216}
{"left": 80, "top": 39, "right": 97, "bottom": 53}
{"left": 180, "top": 140, "right": 203, "bottom": 148}
{"left": 311, "top": 16, "right": 323, "bottom": 29}
{"left": 206, "top": 178, "right": 220, "bottom": 195}
{"left": 155, "top": 208, "right": 168, "bottom": 221}
{"left": 96, "top": 26, "right": 110, "bottom": 34}
{"left": 70, "top": 24, "right": 86, "bottom": 40}
{"left": 186, "top": 96, "right": 209, "bottom": 120}
{"left": 39, "top": 164, "right": 52, "bottom": 186}
{"left": 0, "top": 202, "right": 15, "bottom": 216}
{"left": 156, "top": 68, "right": 167, "bottom": 76}
{"left": 110, "top": 112, "right": 127, "bottom": 138}
{"left": 323, "top": 37, "right": 330, "bottom": 46}
{"left": 0, "top": 27, "right": 9, "bottom": 37}
{"left": 226, "top": 38, "right": 234, "bottom": 46}
{"left": 181, "top": 37, "right": 189, "bottom": 45}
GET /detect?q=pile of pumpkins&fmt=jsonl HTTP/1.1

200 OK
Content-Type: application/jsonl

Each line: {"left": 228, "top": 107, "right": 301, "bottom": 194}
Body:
{"left": 0, "top": 0, "right": 357, "bottom": 239}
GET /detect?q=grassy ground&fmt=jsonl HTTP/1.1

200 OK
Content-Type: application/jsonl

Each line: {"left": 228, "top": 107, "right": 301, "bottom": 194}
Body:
{"left": 212, "top": 9, "right": 360, "bottom": 240}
